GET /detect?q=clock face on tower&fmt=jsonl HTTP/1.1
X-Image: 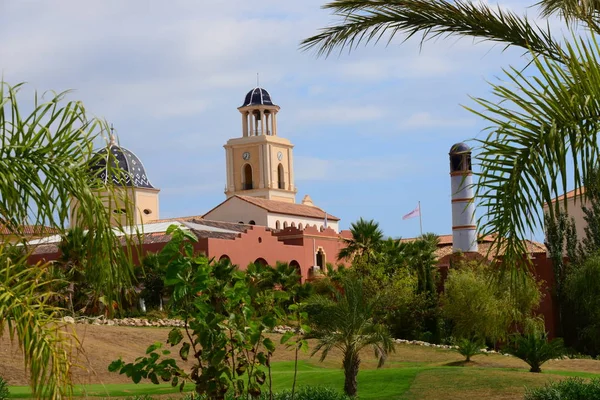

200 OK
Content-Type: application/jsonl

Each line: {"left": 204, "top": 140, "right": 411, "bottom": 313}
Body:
{"left": 242, "top": 152, "right": 250, "bottom": 160}
{"left": 277, "top": 151, "right": 283, "bottom": 161}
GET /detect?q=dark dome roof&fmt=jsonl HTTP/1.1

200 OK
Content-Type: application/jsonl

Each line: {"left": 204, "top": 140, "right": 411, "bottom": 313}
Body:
{"left": 242, "top": 87, "right": 274, "bottom": 107}
{"left": 90, "top": 143, "right": 154, "bottom": 189}
{"left": 449, "top": 142, "right": 471, "bottom": 154}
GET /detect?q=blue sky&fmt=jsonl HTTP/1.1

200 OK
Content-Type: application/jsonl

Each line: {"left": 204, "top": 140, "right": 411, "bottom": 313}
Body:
{"left": 0, "top": 1, "right": 553, "bottom": 240}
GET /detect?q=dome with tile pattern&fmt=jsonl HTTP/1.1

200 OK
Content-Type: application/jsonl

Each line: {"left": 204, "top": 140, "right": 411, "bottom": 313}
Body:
{"left": 242, "top": 87, "right": 274, "bottom": 107}
{"left": 90, "top": 140, "right": 155, "bottom": 189}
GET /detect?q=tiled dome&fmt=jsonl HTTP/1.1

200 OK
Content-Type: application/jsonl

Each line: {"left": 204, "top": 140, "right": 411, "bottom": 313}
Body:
{"left": 90, "top": 142, "right": 154, "bottom": 189}
{"left": 242, "top": 87, "right": 274, "bottom": 107}
{"left": 449, "top": 142, "right": 471, "bottom": 154}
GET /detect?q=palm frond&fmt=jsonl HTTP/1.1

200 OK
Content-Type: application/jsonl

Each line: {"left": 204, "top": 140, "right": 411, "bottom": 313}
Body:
{"left": 471, "top": 35, "right": 600, "bottom": 271}
{"left": 538, "top": 0, "right": 600, "bottom": 28}
{"left": 0, "top": 253, "right": 75, "bottom": 399}
{"left": 301, "top": 0, "right": 563, "bottom": 62}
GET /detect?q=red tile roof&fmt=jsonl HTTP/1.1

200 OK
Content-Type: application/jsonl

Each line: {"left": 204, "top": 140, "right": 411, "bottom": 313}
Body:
{"left": 206, "top": 195, "right": 340, "bottom": 221}
{"left": 0, "top": 225, "right": 59, "bottom": 236}
{"left": 548, "top": 187, "right": 586, "bottom": 204}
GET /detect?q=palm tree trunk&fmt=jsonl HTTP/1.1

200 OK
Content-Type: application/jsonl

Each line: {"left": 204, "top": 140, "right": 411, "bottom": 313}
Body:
{"left": 343, "top": 350, "right": 360, "bottom": 397}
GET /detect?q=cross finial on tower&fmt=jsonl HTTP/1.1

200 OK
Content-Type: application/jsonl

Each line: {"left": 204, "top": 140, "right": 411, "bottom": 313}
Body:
{"left": 257, "top": 72, "right": 259, "bottom": 87}
{"left": 109, "top": 123, "right": 116, "bottom": 145}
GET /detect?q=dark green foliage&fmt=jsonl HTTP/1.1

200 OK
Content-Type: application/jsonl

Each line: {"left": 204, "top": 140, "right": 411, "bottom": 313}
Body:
{"left": 525, "top": 377, "right": 600, "bottom": 400}
{"left": 0, "top": 376, "right": 9, "bottom": 400}
{"left": 580, "top": 169, "right": 600, "bottom": 257}
{"left": 565, "top": 253, "right": 600, "bottom": 357}
{"left": 337, "top": 217, "right": 384, "bottom": 262}
{"left": 505, "top": 332, "right": 565, "bottom": 373}
{"left": 454, "top": 338, "right": 486, "bottom": 362}
{"left": 544, "top": 210, "right": 578, "bottom": 339}
{"left": 268, "top": 386, "right": 352, "bottom": 400}
{"left": 138, "top": 253, "right": 167, "bottom": 310}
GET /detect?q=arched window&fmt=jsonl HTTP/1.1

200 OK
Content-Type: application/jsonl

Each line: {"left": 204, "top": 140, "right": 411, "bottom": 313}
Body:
{"left": 290, "top": 260, "right": 302, "bottom": 283}
{"left": 316, "top": 249, "right": 325, "bottom": 270}
{"left": 278, "top": 163, "right": 285, "bottom": 189}
{"left": 298, "top": 223, "right": 303, "bottom": 230}
{"left": 320, "top": 225, "right": 324, "bottom": 232}
{"left": 275, "top": 221, "right": 281, "bottom": 229}
{"left": 291, "top": 222, "right": 296, "bottom": 228}
{"left": 243, "top": 164, "right": 253, "bottom": 190}
{"left": 219, "top": 255, "right": 230, "bottom": 263}
{"left": 283, "top": 221, "right": 288, "bottom": 228}
{"left": 255, "top": 257, "right": 268, "bottom": 266}
{"left": 249, "top": 220, "right": 256, "bottom": 225}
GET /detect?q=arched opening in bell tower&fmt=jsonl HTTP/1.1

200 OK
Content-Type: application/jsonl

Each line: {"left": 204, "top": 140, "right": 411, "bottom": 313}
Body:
{"left": 243, "top": 164, "right": 253, "bottom": 190}
{"left": 277, "top": 163, "right": 285, "bottom": 189}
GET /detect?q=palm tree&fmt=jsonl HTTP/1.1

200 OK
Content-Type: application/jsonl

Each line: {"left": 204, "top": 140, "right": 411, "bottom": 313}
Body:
{"left": 0, "top": 82, "right": 137, "bottom": 399}
{"left": 302, "top": 1, "right": 600, "bottom": 273}
{"left": 307, "top": 276, "right": 395, "bottom": 396}
{"left": 337, "top": 217, "right": 384, "bottom": 262}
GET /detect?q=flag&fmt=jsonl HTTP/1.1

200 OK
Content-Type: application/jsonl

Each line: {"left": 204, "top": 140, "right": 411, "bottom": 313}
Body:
{"left": 403, "top": 204, "right": 420, "bottom": 220}
{"left": 324, "top": 212, "right": 328, "bottom": 229}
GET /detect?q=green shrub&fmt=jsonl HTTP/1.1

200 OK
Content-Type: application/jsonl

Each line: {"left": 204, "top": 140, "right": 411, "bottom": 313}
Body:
{"left": 455, "top": 338, "right": 487, "bottom": 362}
{"left": 524, "top": 377, "right": 600, "bottom": 400}
{"left": 0, "top": 377, "right": 8, "bottom": 400}
{"left": 272, "top": 386, "right": 352, "bottom": 400}
{"left": 506, "top": 332, "right": 565, "bottom": 373}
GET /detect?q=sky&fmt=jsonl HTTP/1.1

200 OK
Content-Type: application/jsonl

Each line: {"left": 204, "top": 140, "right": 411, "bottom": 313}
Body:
{"left": 0, "top": 0, "right": 554, "bottom": 240}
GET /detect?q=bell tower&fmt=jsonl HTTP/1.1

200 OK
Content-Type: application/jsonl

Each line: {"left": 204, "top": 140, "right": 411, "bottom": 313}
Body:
{"left": 224, "top": 87, "right": 297, "bottom": 203}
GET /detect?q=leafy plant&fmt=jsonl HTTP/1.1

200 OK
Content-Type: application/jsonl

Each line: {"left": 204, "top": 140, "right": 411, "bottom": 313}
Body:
{"left": 506, "top": 332, "right": 565, "bottom": 373}
{"left": 454, "top": 338, "right": 486, "bottom": 362}
{"left": 271, "top": 386, "right": 351, "bottom": 400}
{"left": 307, "top": 276, "right": 395, "bottom": 397}
{"left": 525, "top": 377, "right": 600, "bottom": 400}
{"left": 0, "top": 376, "right": 9, "bottom": 400}
{"left": 110, "top": 225, "right": 285, "bottom": 399}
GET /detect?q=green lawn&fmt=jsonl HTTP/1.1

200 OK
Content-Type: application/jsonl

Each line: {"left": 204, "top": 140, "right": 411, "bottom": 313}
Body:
{"left": 7, "top": 359, "right": 600, "bottom": 399}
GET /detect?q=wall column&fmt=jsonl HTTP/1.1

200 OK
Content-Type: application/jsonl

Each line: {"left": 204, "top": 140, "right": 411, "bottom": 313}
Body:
{"left": 260, "top": 110, "right": 265, "bottom": 135}
{"left": 258, "top": 145, "right": 265, "bottom": 188}
{"left": 226, "top": 148, "right": 234, "bottom": 192}
{"left": 273, "top": 112, "right": 278, "bottom": 136}
{"left": 288, "top": 148, "right": 295, "bottom": 192}
{"left": 242, "top": 112, "right": 248, "bottom": 137}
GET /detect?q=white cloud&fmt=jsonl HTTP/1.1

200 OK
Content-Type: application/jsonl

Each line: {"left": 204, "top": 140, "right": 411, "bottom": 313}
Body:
{"left": 399, "top": 112, "right": 476, "bottom": 130}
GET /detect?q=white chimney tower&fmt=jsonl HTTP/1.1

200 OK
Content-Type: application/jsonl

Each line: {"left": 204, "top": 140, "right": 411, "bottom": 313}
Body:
{"left": 449, "top": 142, "right": 478, "bottom": 253}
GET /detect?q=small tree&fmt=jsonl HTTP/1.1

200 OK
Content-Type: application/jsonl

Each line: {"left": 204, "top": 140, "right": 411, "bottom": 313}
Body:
{"left": 337, "top": 218, "right": 383, "bottom": 263}
{"left": 307, "top": 277, "right": 395, "bottom": 397}
{"left": 443, "top": 261, "right": 542, "bottom": 345}
{"left": 506, "top": 331, "right": 565, "bottom": 373}
{"left": 454, "top": 338, "right": 487, "bottom": 362}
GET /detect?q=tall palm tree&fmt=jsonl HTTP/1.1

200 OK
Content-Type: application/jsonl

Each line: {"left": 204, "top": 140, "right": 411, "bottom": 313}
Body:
{"left": 307, "top": 276, "right": 395, "bottom": 396}
{"left": 0, "top": 82, "right": 137, "bottom": 399}
{"left": 302, "top": 1, "right": 600, "bottom": 273}
{"left": 337, "top": 217, "right": 384, "bottom": 262}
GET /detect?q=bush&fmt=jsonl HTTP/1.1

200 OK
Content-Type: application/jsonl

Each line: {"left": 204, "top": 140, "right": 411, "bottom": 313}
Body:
{"left": 455, "top": 338, "right": 487, "bottom": 362}
{"left": 524, "top": 377, "right": 600, "bottom": 400}
{"left": 273, "top": 386, "right": 352, "bottom": 400}
{"left": 0, "top": 377, "right": 8, "bottom": 400}
{"left": 506, "top": 332, "right": 565, "bottom": 373}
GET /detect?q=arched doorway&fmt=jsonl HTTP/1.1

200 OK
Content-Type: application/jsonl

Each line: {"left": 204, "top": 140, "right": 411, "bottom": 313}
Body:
{"left": 243, "top": 164, "right": 253, "bottom": 190}
{"left": 219, "top": 255, "right": 231, "bottom": 263}
{"left": 254, "top": 257, "right": 268, "bottom": 266}
{"left": 316, "top": 249, "right": 325, "bottom": 271}
{"left": 289, "top": 260, "right": 302, "bottom": 283}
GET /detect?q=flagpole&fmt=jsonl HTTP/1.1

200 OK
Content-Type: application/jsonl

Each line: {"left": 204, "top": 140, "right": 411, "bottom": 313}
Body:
{"left": 418, "top": 201, "right": 423, "bottom": 237}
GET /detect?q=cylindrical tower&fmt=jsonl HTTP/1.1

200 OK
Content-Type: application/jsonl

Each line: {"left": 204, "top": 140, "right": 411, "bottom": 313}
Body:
{"left": 449, "top": 142, "right": 478, "bottom": 253}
